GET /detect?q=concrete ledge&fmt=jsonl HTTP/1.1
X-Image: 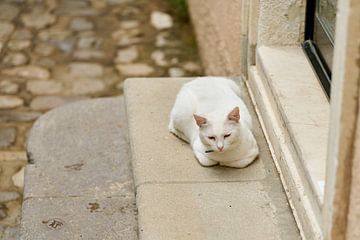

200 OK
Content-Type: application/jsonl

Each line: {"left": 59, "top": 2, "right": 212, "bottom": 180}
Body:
{"left": 124, "top": 77, "right": 300, "bottom": 239}
{"left": 22, "top": 97, "right": 137, "bottom": 240}
{"left": 248, "top": 51, "right": 324, "bottom": 239}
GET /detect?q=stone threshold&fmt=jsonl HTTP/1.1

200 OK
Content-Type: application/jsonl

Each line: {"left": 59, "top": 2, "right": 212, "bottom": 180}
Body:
{"left": 248, "top": 46, "right": 329, "bottom": 239}
{"left": 124, "top": 77, "right": 300, "bottom": 240}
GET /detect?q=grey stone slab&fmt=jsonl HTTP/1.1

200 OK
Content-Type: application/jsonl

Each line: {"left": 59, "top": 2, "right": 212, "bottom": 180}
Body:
{"left": 23, "top": 97, "right": 137, "bottom": 239}
{"left": 20, "top": 196, "right": 137, "bottom": 240}
{"left": 25, "top": 97, "right": 133, "bottom": 198}
{"left": 137, "top": 182, "right": 300, "bottom": 240}
{"left": 124, "top": 78, "right": 277, "bottom": 186}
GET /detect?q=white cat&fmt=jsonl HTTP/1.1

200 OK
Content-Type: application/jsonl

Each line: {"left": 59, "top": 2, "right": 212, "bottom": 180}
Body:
{"left": 168, "top": 77, "right": 259, "bottom": 168}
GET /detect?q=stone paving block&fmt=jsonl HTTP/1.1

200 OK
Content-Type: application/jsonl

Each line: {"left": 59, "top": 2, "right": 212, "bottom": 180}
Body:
{"left": 124, "top": 78, "right": 276, "bottom": 186}
{"left": 20, "top": 196, "right": 137, "bottom": 240}
{"left": 23, "top": 97, "right": 137, "bottom": 239}
{"left": 137, "top": 182, "right": 300, "bottom": 240}
{"left": 26, "top": 97, "right": 133, "bottom": 197}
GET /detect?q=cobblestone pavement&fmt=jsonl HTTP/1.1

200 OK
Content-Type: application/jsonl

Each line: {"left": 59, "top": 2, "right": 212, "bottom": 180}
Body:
{"left": 0, "top": 0, "right": 203, "bottom": 237}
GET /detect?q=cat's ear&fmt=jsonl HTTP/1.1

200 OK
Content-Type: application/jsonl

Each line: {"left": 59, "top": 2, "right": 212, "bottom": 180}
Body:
{"left": 193, "top": 114, "right": 207, "bottom": 127}
{"left": 228, "top": 107, "right": 240, "bottom": 123}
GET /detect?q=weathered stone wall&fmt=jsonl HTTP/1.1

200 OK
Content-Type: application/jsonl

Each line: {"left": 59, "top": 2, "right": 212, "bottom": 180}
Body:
{"left": 187, "top": 0, "right": 243, "bottom": 76}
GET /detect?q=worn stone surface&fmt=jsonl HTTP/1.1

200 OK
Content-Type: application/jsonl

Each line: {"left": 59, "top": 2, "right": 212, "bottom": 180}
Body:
{"left": 22, "top": 98, "right": 137, "bottom": 239}
{"left": 138, "top": 183, "right": 298, "bottom": 240}
{"left": 168, "top": 67, "right": 185, "bottom": 77}
{"left": 115, "top": 46, "right": 138, "bottom": 63}
{"left": 0, "top": 111, "right": 41, "bottom": 123}
{"left": 0, "top": 96, "right": 23, "bottom": 109}
{"left": 34, "top": 43, "right": 55, "bottom": 57}
{"left": 7, "top": 40, "right": 31, "bottom": 51}
{"left": 71, "top": 79, "right": 105, "bottom": 95}
{"left": 0, "top": 4, "right": 19, "bottom": 21}
{"left": 125, "top": 78, "right": 268, "bottom": 185}
{"left": 2, "top": 65, "right": 50, "bottom": 79}
{"left": 0, "top": 81, "right": 19, "bottom": 94}
{"left": 69, "top": 62, "right": 103, "bottom": 78}
{"left": 125, "top": 78, "right": 300, "bottom": 239}
{"left": 0, "top": 0, "right": 203, "bottom": 234}
{"left": 26, "top": 80, "right": 63, "bottom": 95}
{"left": 116, "top": 63, "right": 154, "bottom": 76}
{"left": 21, "top": 10, "right": 57, "bottom": 30}
{"left": 0, "top": 128, "right": 16, "bottom": 149}
{"left": 2, "top": 53, "right": 28, "bottom": 67}
{"left": 70, "top": 17, "right": 94, "bottom": 31}
{"left": 73, "top": 49, "right": 105, "bottom": 60}
{"left": 30, "top": 96, "right": 86, "bottom": 111}
{"left": 150, "top": 11, "right": 173, "bottom": 30}
{"left": 0, "top": 192, "right": 20, "bottom": 204}
{"left": 0, "top": 22, "right": 14, "bottom": 41}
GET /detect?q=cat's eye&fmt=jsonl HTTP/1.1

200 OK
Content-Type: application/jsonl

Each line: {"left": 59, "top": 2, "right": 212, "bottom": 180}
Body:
{"left": 208, "top": 136, "right": 216, "bottom": 140}
{"left": 224, "top": 133, "right": 231, "bottom": 138}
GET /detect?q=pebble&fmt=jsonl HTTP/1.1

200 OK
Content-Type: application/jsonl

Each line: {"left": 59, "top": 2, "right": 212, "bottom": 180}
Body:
{"left": 12, "top": 167, "right": 25, "bottom": 189}
{"left": 120, "top": 20, "right": 139, "bottom": 29}
{"left": 0, "top": 192, "right": 20, "bottom": 203}
{"left": 21, "top": 11, "right": 57, "bottom": 29}
{"left": 2, "top": 65, "right": 50, "bottom": 79}
{"left": 168, "top": 67, "right": 186, "bottom": 77}
{"left": 183, "top": 61, "right": 202, "bottom": 73}
{"left": 0, "top": 3, "right": 20, "bottom": 21}
{"left": 32, "top": 57, "right": 56, "bottom": 68}
{"left": 34, "top": 43, "right": 55, "bottom": 56}
{"left": 26, "top": 80, "right": 63, "bottom": 95}
{"left": 116, "top": 35, "right": 142, "bottom": 47}
{"left": 116, "top": 63, "right": 155, "bottom": 76}
{"left": 73, "top": 49, "right": 105, "bottom": 60}
{"left": 115, "top": 46, "right": 138, "bottom": 63}
{"left": 0, "top": 127, "right": 17, "bottom": 148}
{"left": 71, "top": 79, "right": 105, "bottom": 95}
{"left": 0, "top": 22, "right": 15, "bottom": 41}
{"left": 30, "top": 96, "right": 87, "bottom": 111}
{"left": 0, "top": 111, "right": 41, "bottom": 122}
{"left": 11, "top": 29, "right": 32, "bottom": 40}
{"left": 90, "top": 0, "right": 107, "bottom": 8}
{"left": 150, "top": 11, "right": 173, "bottom": 30}
{"left": 151, "top": 50, "right": 168, "bottom": 66}
{"left": 2, "top": 52, "right": 28, "bottom": 66}
{"left": 70, "top": 17, "right": 94, "bottom": 31}
{"left": 77, "top": 36, "right": 102, "bottom": 49}
{"left": 0, "top": 81, "right": 19, "bottom": 94}
{"left": 7, "top": 39, "right": 31, "bottom": 51}
{"left": 112, "top": 28, "right": 142, "bottom": 46}
{"left": 155, "top": 32, "right": 178, "bottom": 47}
{"left": 0, "top": 96, "right": 24, "bottom": 109}
{"left": 69, "top": 62, "right": 104, "bottom": 78}
{"left": 107, "top": 0, "right": 133, "bottom": 5}
{"left": 53, "top": 38, "right": 76, "bottom": 53}
{"left": 38, "top": 29, "right": 71, "bottom": 41}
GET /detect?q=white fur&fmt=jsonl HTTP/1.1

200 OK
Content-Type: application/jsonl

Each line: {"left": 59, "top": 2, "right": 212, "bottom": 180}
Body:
{"left": 168, "top": 77, "right": 259, "bottom": 168}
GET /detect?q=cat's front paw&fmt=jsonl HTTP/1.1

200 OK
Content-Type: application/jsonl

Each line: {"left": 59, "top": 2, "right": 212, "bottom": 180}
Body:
{"left": 194, "top": 151, "right": 218, "bottom": 167}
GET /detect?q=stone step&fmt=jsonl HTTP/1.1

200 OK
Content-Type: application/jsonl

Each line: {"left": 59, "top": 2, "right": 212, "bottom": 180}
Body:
{"left": 124, "top": 77, "right": 301, "bottom": 240}
{"left": 21, "top": 97, "right": 137, "bottom": 240}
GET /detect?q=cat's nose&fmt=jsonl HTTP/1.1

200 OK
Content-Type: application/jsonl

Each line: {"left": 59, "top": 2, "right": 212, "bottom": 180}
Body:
{"left": 217, "top": 146, "right": 224, "bottom": 152}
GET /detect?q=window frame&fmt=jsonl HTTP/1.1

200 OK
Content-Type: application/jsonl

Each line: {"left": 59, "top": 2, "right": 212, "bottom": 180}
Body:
{"left": 303, "top": 0, "right": 334, "bottom": 98}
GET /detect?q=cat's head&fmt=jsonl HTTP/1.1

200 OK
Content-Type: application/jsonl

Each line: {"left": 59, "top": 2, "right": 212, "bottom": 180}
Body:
{"left": 194, "top": 107, "right": 241, "bottom": 153}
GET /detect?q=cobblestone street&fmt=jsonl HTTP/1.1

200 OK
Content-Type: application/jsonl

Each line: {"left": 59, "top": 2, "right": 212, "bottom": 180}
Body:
{"left": 0, "top": 0, "right": 202, "bottom": 238}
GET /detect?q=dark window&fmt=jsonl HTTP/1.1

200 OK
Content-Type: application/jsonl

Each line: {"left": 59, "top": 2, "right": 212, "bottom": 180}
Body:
{"left": 303, "top": 0, "right": 337, "bottom": 98}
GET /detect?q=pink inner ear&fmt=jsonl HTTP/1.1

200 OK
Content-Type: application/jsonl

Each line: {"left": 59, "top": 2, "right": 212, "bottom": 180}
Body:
{"left": 228, "top": 107, "right": 240, "bottom": 123}
{"left": 193, "top": 114, "right": 207, "bottom": 127}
